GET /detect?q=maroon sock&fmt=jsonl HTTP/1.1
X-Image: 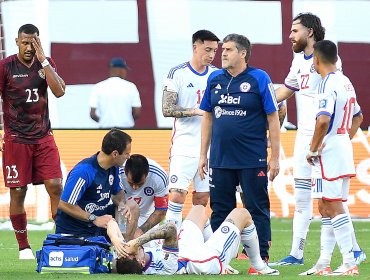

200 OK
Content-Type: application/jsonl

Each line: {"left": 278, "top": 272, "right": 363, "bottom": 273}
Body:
{"left": 10, "top": 212, "right": 30, "bottom": 250}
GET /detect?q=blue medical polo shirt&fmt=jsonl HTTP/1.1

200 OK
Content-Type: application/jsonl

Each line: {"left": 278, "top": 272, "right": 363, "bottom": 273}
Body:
{"left": 200, "top": 66, "right": 278, "bottom": 169}
{"left": 55, "top": 153, "right": 122, "bottom": 236}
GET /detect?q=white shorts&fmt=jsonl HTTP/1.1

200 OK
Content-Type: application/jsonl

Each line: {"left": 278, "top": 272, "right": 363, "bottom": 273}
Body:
{"left": 293, "top": 132, "right": 312, "bottom": 179}
{"left": 322, "top": 177, "right": 350, "bottom": 202}
{"left": 177, "top": 220, "right": 240, "bottom": 274}
{"left": 168, "top": 155, "right": 209, "bottom": 193}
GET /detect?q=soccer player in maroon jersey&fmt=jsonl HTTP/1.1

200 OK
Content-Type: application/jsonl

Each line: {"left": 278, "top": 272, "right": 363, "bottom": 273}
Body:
{"left": 0, "top": 24, "right": 65, "bottom": 259}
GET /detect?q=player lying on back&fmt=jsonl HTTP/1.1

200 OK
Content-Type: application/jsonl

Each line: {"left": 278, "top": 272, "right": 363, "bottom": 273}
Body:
{"left": 108, "top": 205, "right": 280, "bottom": 275}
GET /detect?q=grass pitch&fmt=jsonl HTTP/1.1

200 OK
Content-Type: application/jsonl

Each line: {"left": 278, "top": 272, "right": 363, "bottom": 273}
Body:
{"left": 0, "top": 218, "right": 369, "bottom": 279}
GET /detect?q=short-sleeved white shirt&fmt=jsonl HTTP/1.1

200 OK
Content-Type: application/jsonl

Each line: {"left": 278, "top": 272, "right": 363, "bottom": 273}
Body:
{"left": 316, "top": 71, "right": 361, "bottom": 180}
{"left": 119, "top": 158, "right": 168, "bottom": 226}
{"left": 163, "top": 62, "right": 218, "bottom": 157}
{"left": 284, "top": 53, "right": 342, "bottom": 135}
{"left": 143, "top": 246, "right": 178, "bottom": 275}
{"left": 89, "top": 77, "right": 141, "bottom": 128}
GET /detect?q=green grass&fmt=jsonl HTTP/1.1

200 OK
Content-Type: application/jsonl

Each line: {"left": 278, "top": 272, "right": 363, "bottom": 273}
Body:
{"left": 0, "top": 218, "right": 369, "bottom": 279}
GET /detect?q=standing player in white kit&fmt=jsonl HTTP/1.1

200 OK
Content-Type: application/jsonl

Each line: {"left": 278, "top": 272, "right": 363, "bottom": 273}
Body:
{"left": 271, "top": 13, "right": 365, "bottom": 266}
{"left": 301, "top": 39, "right": 362, "bottom": 276}
{"left": 162, "top": 30, "right": 219, "bottom": 232}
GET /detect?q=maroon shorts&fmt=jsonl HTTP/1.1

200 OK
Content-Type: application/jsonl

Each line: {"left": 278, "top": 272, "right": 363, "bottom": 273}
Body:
{"left": 2, "top": 137, "right": 62, "bottom": 188}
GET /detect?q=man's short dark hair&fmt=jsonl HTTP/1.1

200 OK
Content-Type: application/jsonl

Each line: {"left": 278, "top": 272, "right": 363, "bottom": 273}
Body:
{"left": 116, "top": 257, "right": 143, "bottom": 274}
{"left": 293, "top": 13, "right": 325, "bottom": 42}
{"left": 124, "top": 154, "right": 149, "bottom": 183}
{"left": 313, "top": 40, "right": 338, "bottom": 64}
{"left": 223, "top": 33, "right": 252, "bottom": 62}
{"left": 101, "top": 129, "right": 132, "bottom": 155}
{"left": 192, "top": 29, "right": 220, "bottom": 44}
{"left": 18, "top": 24, "right": 39, "bottom": 36}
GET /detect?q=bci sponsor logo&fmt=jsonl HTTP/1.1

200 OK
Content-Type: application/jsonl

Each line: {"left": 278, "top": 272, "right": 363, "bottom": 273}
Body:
{"left": 218, "top": 95, "right": 240, "bottom": 105}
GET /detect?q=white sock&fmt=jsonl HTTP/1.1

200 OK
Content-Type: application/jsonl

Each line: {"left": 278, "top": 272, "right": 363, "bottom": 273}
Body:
{"left": 203, "top": 219, "right": 213, "bottom": 241}
{"left": 342, "top": 202, "right": 361, "bottom": 251}
{"left": 165, "top": 201, "right": 183, "bottom": 231}
{"left": 290, "top": 180, "right": 312, "bottom": 259}
{"left": 241, "top": 224, "right": 265, "bottom": 270}
{"left": 331, "top": 214, "right": 355, "bottom": 266}
{"left": 317, "top": 217, "right": 335, "bottom": 266}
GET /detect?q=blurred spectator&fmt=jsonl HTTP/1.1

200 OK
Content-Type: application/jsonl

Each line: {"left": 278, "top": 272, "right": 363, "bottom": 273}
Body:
{"left": 89, "top": 57, "right": 142, "bottom": 128}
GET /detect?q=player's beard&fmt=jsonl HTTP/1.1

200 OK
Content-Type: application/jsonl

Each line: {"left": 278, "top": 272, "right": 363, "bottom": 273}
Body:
{"left": 292, "top": 37, "right": 307, "bottom": 53}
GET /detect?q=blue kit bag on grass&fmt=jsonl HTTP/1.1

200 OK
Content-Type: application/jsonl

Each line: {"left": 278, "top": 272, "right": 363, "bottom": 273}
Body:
{"left": 36, "top": 234, "right": 113, "bottom": 274}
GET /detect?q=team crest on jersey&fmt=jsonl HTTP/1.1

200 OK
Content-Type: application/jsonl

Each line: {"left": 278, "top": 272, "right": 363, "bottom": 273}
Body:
{"left": 109, "top": 174, "right": 114, "bottom": 185}
{"left": 144, "top": 187, "right": 154, "bottom": 196}
{"left": 38, "top": 69, "right": 46, "bottom": 79}
{"left": 310, "top": 64, "right": 316, "bottom": 73}
{"left": 214, "top": 106, "right": 222, "bottom": 119}
{"left": 170, "top": 175, "right": 178, "bottom": 183}
{"left": 319, "top": 99, "right": 327, "bottom": 109}
{"left": 221, "top": 226, "right": 230, "bottom": 234}
{"left": 240, "top": 82, "right": 251, "bottom": 92}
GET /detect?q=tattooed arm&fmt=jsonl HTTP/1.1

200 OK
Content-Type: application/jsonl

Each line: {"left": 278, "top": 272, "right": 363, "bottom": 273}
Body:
{"left": 121, "top": 223, "right": 178, "bottom": 257}
{"left": 162, "top": 87, "right": 204, "bottom": 118}
{"left": 137, "top": 209, "right": 166, "bottom": 234}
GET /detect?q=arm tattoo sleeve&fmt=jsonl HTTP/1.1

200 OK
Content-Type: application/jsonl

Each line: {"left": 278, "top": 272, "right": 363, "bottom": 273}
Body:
{"left": 139, "top": 210, "right": 166, "bottom": 233}
{"left": 162, "top": 88, "right": 195, "bottom": 118}
{"left": 135, "top": 223, "right": 178, "bottom": 249}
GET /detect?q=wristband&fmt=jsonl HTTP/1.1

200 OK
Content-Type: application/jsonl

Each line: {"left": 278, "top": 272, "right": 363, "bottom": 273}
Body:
{"left": 308, "top": 150, "right": 319, "bottom": 157}
{"left": 41, "top": 59, "right": 50, "bottom": 68}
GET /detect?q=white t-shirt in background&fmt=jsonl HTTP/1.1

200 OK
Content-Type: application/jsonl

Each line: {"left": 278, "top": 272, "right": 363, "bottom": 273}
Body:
{"left": 89, "top": 77, "right": 141, "bottom": 128}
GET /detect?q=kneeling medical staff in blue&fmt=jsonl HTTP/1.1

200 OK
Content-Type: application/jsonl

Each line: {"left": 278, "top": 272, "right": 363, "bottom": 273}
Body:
{"left": 198, "top": 33, "right": 280, "bottom": 269}
{"left": 56, "top": 129, "right": 138, "bottom": 240}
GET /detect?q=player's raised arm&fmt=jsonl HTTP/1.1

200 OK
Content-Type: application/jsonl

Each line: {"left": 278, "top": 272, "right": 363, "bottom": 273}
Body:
{"left": 32, "top": 36, "right": 65, "bottom": 97}
{"left": 121, "top": 222, "right": 178, "bottom": 258}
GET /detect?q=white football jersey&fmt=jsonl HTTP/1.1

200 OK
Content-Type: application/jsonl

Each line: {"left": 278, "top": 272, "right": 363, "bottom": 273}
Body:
{"left": 119, "top": 159, "right": 168, "bottom": 226}
{"left": 285, "top": 53, "right": 342, "bottom": 135}
{"left": 316, "top": 71, "right": 361, "bottom": 180}
{"left": 163, "top": 62, "right": 218, "bottom": 157}
{"left": 143, "top": 246, "right": 178, "bottom": 275}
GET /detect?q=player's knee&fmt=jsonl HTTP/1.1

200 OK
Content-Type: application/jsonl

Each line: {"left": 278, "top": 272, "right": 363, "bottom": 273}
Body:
{"left": 125, "top": 200, "right": 139, "bottom": 216}
{"left": 192, "top": 192, "right": 209, "bottom": 206}
{"left": 228, "top": 208, "right": 252, "bottom": 226}
{"left": 45, "top": 179, "right": 63, "bottom": 198}
{"left": 10, "top": 187, "right": 27, "bottom": 201}
{"left": 169, "top": 189, "right": 187, "bottom": 204}
{"left": 318, "top": 200, "right": 326, "bottom": 216}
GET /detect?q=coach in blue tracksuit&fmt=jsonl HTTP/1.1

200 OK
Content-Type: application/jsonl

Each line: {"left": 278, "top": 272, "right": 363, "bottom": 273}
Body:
{"left": 198, "top": 34, "right": 280, "bottom": 264}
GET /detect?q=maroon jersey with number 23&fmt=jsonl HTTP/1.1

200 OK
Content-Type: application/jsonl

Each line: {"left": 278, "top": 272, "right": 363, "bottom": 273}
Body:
{"left": 0, "top": 54, "right": 57, "bottom": 143}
